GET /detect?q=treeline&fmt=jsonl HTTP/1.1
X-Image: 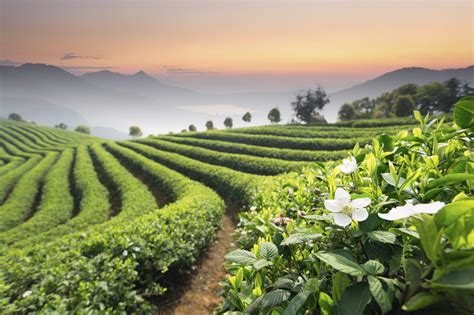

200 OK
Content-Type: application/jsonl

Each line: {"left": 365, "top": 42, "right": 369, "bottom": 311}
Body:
{"left": 338, "top": 78, "right": 473, "bottom": 120}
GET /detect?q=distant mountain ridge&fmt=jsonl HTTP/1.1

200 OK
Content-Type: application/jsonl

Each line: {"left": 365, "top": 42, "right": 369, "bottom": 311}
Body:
{"left": 326, "top": 66, "right": 474, "bottom": 120}
{"left": 1, "top": 63, "right": 472, "bottom": 135}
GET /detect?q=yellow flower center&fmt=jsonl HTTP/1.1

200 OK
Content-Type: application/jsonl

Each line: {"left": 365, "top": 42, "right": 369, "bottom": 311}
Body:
{"left": 342, "top": 204, "right": 353, "bottom": 215}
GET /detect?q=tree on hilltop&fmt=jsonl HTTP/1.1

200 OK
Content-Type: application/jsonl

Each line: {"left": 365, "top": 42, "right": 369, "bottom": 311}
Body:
{"left": 188, "top": 124, "right": 197, "bottom": 132}
{"left": 129, "top": 126, "right": 143, "bottom": 138}
{"left": 292, "top": 85, "right": 329, "bottom": 123}
{"left": 8, "top": 113, "right": 23, "bottom": 122}
{"left": 205, "top": 120, "right": 214, "bottom": 130}
{"left": 224, "top": 117, "right": 233, "bottom": 128}
{"left": 267, "top": 108, "right": 281, "bottom": 124}
{"left": 55, "top": 123, "right": 68, "bottom": 130}
{"left": 242, "top": 112, "right": 252, "bottom": 123}
{"left": 75, "top": 125, "right": 90, "bottom": 134}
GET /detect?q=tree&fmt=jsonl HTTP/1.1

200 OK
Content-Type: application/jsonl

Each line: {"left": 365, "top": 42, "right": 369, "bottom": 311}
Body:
{"left": 181, "top": 129, "right": 187, "bottom": 133}
{"left": 416, "top": 82, "right": 449, "bottom": 114}
{"left": 242, "top": 112, "right": 252, "bottom": 123}
{"left": 129, "top": 126, "right": 143, "bottom": 138}
{"left": 75, "top": 125, "right": 90, "bottom": 134}
{"left": 8, "top": 113, "right": 22, "bottom": 122}
{"left": 291, "top": 85, "right": 329, "bottom": 123}
{"left": 392, "top": 95, "right": 415, "bottom": 117}
{"left": 267, "top": 107, "right": 281, "bottom": 124}
{"left": 55, "top": 123, "right": 67, "bottom": 130}
{"left": 338, "top": 103, "right": 356, "bottom": 121}
{"left": 443, "top": 78, "right": 462, "bottom": 112}
{"left": 205, "top": 120, "right": 214, "bottom": 130}
{"left": 224, "top": 117, "right": 233, "bottom": 128}
{"left": 188, "top": 124, "right": 197, "bottom": 132}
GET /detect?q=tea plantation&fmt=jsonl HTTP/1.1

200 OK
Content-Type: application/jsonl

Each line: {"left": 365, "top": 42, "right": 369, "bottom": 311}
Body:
{"left": 0, "top": 106, "right": 471, "bottom": 314}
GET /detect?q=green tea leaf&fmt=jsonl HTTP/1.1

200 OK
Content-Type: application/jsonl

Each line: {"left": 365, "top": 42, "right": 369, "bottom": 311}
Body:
{"left": 260, "top": 289, "right": 291, "bottom": 309}
{"left": 402, "top": 292, "right": 446, "bottom": 311}
{"left": 427, "top": 173, "right": 474, "bottom": 189}
{"left": 316, "top": 251, "right": 366, "bottom": 276}
{"left": 258, "top": 242, "right": 279, "bottom": 260}
{"left": 453, "top": 97, "right": 474, "bottom": 128}
{"left": 368, "top": 231, "right": 397, "bottom": 244}
{"left": 283, "top": 291, "right": 311, "bottom": 315}
{"left": 363, "top": 260, "right": 385, "bottom": 275}
{"left": 434, "top": 200, "right": 474, "bottom": 227}
{"left": 281, "top": 233, "right": 321, "bottom": 246}
{"left": 318, "top": 292, "right": 336, "bottom": 315}
{"left": 338, "top": 282, "right": 371, "bottom": 315}
{"left": 225, "top": 249, "right": 257, "bottom": 265}
{"left": 431, "top": 268, "right": 474, "bottom": 290}
{"left": 368, "top": 276, "right": 392, "bottom": 314}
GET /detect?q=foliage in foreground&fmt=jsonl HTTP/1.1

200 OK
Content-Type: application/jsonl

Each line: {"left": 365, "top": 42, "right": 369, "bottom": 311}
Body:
{"left": 218, "top": 108, "right": 473, "bottom": 314}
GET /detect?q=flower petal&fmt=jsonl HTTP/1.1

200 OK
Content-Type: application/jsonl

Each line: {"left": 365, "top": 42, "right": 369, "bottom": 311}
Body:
{"left": 333, "top": 213, "right": 352, "bottom": 227}
{"left": 351, "top": 197, "right": 371, "bottom": 208}
{"left": 378, "top": 204, "right": 416, "bottom": 221}
{"left": 335, "top": 188, "right": 351, "bottom": 203}
{"left": 352, "top": 207, "right": 369, "bottom": 222}
{"left": 413, "top": 201, "right": 445, "bottom": 214}
{"left": 340, "top": 157, "right": 357, "bottom": 174}
{"left": 324, "top": 199, "right": 342, "bottom": 212}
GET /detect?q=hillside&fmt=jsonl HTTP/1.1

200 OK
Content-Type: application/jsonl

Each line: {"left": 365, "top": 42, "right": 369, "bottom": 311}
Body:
{"left": 0, "top": 117, "right": 411, "bottom": 312}
{"left": 1, "top": 63, "right": 472, "bottom": 134}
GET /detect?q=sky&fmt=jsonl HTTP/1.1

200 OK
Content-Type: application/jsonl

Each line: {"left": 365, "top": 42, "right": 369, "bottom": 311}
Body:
{"left": 1, "top": 0, "right": 472, "bottom": 93}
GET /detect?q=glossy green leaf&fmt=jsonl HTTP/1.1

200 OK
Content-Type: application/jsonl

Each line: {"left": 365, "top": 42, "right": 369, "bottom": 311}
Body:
{"left": 316, "top": 251, "right": 365, "bottom": 276}
{"left": 338, "top": 282, "right": 371, "bottom": 315}
{"left": 258, "top": 242, "right": 279, "bottom": 260}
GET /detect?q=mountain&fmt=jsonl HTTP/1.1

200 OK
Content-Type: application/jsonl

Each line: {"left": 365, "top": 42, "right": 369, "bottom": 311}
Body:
{"left": 323, "top": 66, "right": 474, "bottom": 121}
{"left": 1, "top": 63, "right": 472, "bottom": 134}
{"left": 0, "top": 96, "right": 88, "bottom": 127}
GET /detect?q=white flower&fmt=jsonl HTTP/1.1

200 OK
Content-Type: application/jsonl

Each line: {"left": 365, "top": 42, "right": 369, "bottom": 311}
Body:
{"left": 340, "top": 156, "right": 358, "bottom": 174}
{"left": 22, "top": 290, "right": 32, "bottom": 298}
{"left": 378, "top": 201, "right": 445, "bottom": 221}
{"left": 324, "top": 188, "right": 371, "bottom": 227}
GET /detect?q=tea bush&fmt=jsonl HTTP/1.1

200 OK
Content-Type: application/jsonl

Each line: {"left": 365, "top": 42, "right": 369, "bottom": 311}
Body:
{"left": 218, "top": 107, "right": 473, "bottom": 314}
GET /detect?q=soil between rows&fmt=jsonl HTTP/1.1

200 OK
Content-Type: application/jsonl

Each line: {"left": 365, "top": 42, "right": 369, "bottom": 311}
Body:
{"left": 156, "top": 203, "right": 239, "bottom": 315}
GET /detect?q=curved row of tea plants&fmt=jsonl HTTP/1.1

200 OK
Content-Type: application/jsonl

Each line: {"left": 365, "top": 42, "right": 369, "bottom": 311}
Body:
{"left": 135, "top": 138, "right": 312, "bottom": 175}
{"left": 0, "top": 149, "right": 74, "bottom": 245}
{"left": 0, "top": 141, "right": 225, "bottom": 313}
{"left": 159, "top": 135, "right": 348, "bottom": 161}
{"left": 174, "top": 130, "right": 371, "bottom": 151}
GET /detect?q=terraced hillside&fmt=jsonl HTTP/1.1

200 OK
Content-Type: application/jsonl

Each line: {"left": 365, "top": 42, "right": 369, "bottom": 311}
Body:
{"left": 0, "top": 118, "right": 411, "bottom": 313}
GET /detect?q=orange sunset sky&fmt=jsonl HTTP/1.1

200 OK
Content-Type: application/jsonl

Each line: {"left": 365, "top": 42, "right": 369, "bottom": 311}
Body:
{"left": 1, "top": 0, "right": 472, "bottom": 92}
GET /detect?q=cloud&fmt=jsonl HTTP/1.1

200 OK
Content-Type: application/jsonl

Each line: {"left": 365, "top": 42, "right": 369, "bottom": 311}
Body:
{"left": 0, "top": 59, "right": 21, "bottom": 66}
{"left": 161, "top": 66, "right": 221, "bottom": 75}
{"left": 177, "top": 104, "right": 257, "bottom": 116}
{"left": 60, "top": 52, "right": 103, "bottom": 60}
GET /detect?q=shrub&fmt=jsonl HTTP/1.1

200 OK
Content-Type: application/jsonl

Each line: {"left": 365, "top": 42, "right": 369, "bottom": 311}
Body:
{"left": 218, "top": 111, "right": 473, "bottom": 314}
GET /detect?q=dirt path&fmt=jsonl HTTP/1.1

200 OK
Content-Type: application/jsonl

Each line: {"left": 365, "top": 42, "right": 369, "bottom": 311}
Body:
{"left": 157, "top": 204, "right": 238, "bottom": 315}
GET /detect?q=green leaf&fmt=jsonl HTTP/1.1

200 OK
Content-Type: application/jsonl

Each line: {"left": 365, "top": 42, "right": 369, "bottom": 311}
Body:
{"left": 434, "top": 200, "right": 474, "bottom": 227}
{"left": 414, "top": 110, "right": 424, "bottom": 125}
{"left": 427, "top": 173, "right": 474, "bottom": 189}
{"left": 368, "top": 276, "right": 392, "bottom": 314}
{"left": 332, "top": 272, "right": 350, "bottom": 302}
{"left": 431, "top": 268, "right": 474, "bottom": 290}
{"left": 402, "top": 292, "right": 446, "bottom": 311}
{"left": 253, "top": 259, "right": 272, "bottom": 271}
{"left": 281, "top": 233, "right": 321, "bottom": 246}
{"left": 362, "top": 260, "right": 385, "bottom": 275}
{"left": 338, "top": 282, "right": 372, "bottom": 315}
{"left": 225, "top": 249, "right": 257, "bottom": 265}
{"left": 260, "top": 289, "right": 291, "bottom": 309}
{"left": 412, "top": 216, "right": 439, "bottom": 263}
{"left": 367, "top": 231, "right": 397, "bottom": 244}
{"left": 316, "top": 251, "right": 365, "bottom": 276}
{"left": 377, "top": 134, "right": 394, "bottom": 151}
{"left": 258, "top": 242, "right": 279, "bottom": 260}
{"left": 283, "top": 291, "right": 311, "bottom": 315}
{"left": 318, "top": 292, "right": 336, "bottom": 315}
{"left": 453, "top": 97, "right": 474, "bottom": 128}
